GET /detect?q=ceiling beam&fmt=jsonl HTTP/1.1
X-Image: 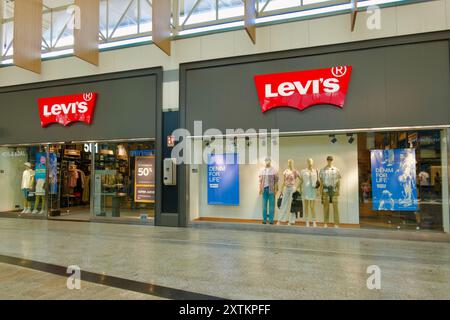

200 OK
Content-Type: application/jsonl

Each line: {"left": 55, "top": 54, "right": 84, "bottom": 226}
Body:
{"left": 351, "top": 0, "right": 358, "bottom": 32}
{"left": 74, "top": 0, "right": 100, "bottom": 65}
{"left": 152, "top": 0, "right": 172, "bottom": 55}
{"left": 13, "top": 0, "right": 43, "bottom": 74}
{"left": 245, "top": 0, "right": 257, "bottom": 44}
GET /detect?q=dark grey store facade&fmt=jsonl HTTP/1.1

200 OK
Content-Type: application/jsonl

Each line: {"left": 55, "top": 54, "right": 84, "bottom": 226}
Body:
{"left": 0, "top": 68, "right": 164, "bottom": 224}
{"left": 177, "top": 31, "right": 450, "bottom": 236}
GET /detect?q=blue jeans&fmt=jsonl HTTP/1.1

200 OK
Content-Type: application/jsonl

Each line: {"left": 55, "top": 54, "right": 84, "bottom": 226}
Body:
{"left": 262, "top": 187, "right": 275, "bottom": 223}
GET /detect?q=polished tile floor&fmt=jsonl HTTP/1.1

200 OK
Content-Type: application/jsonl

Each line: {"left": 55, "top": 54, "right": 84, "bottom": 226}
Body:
{"left": 0, "top": 218, "right": 450, "bottom": 300}
{"left": 0, "top": 262, "right": 161, "bottom": 300}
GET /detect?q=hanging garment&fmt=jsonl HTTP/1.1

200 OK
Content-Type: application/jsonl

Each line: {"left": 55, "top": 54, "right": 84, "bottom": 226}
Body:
{"left": 77, "top": 170, "right": 86, "bottom": 189}
{"left": 82, "top": 176, "right": 90, "bottom": 203}
{"left": 68, "top": 170, "right": 79, "bottom": 188}
{"left": 290, "top": 191, "right": 303, "bottom": 214}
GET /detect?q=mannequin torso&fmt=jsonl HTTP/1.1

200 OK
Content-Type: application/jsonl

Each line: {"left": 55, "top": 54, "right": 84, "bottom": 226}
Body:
{"left": 21, "top": 169, "right": 35, "bottom": 189}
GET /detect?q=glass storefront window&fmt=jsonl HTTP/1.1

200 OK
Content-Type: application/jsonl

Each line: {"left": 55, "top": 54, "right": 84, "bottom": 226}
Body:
{"left": 0, "top": 140, "right": 156, "bottom": 223}
{"left": 188, "top": 130, "right": 449, "bottom": 233}
{"left": 0, "top": 145, "right": 49, "bottom": 219}
{"left": 358, "top": 130, "right": 445, "bottom": 231}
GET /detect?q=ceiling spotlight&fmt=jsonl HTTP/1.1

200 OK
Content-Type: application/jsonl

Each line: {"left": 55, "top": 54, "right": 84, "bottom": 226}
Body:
{"left": 347, "top": 133, "right": 355, "bottom": 144}
{"left": 329, "top": 135, "right": 337, "bottom": 144}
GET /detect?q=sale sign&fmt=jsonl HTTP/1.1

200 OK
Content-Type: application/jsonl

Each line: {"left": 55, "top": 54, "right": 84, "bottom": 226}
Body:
{"left": 38, "top": 93, "right": 98, "bottom": 127}
{"left": 254, "top": 66, "right": 352, "bottom": 113}
{"left": 135, "top": 156, "right": 155, "bottom": 203}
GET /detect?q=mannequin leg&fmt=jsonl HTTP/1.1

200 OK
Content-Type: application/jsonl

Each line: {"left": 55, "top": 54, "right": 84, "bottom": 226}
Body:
{"left": 284, "top": 187, "right": 295, "bottom": 225}
{"left": 279, "top": 187, "right": 294, "bottom": 224}
{"left": 268, "top": 192, "right": 275, "bottom": 224}
{"left": 309, "top": 200, "right": 317, "bottom": 223}
{"left": 34, "top": 196, "right": 42, "bottom": 213}
{"left": 415, "top": 212, "right": 421, "bottom": 230}
{"left": 262, "top": 188, "right": 269, "bottom": 223}
{"left": 278, "top": 194, "right": 288, "bottom": 224}
{"left": 323, "top": 194, "right": 330, "bottom": 225}
{"left": 303, "top": 200, "right": 310, "bottom": 223}
{"left": 332, "top": 197, "right": 340, "bottom": 225}
{"left": 288, "top": 210, "right": 296, "bottom": 225}
{"left": 22, "top": 189, "right": 29, "bottom": 213}
{"left": 39, "top": 196, "right": 46, "bottom": 214}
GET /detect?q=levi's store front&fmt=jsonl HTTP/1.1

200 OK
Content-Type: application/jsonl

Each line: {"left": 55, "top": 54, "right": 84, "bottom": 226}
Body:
{"left": 178, "top": 35, "right": 450, "bottom": 235}
{"left": 0, "top": 68, "right": 162, "bottom": 224}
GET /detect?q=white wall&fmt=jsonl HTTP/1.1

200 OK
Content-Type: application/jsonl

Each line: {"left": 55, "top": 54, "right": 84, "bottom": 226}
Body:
{"left": 0, "top": 148, "right": 28, "bottom": 212}
{"left": 190, "top": 134, "right": 360, "bottom": 224}
{"left": 0, "top": 1, "right": 449, "bottom": 110}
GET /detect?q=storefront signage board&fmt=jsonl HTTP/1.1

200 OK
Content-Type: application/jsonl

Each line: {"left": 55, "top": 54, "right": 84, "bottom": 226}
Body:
{"left": 38, "top": 93, "right": 98, "bottom": 127}
{"left": 254, "top": 66, "right": 352, "bottom": 113}
{"left": 135, "top": 156, "right": 155, "bottom": 203}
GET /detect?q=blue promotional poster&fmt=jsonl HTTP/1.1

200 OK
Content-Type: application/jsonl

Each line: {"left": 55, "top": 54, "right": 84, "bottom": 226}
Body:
{"left": 371, "top": 149, "right": 418, "bottom": 211}
{"left": 48, "top": 153, "right": 58, "bottom": 194}
{"left": 35, "top": 153, "right": 58, "bottom": 194}
{"left": 207, "top": 153, "right": 240, "bottom": 206}
{"left": 34, "top": 153, "right": 47, "bottom": 196}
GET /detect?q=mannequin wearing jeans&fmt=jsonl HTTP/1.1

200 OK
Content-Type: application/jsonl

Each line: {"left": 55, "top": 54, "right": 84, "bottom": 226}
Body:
{"left": 300, "top": 158, "right": 319, "bottom": 228}
{"left": 278, "top": 159, "right": 299, "bottom": 226}
{"left": 319, "top": 156, "right": 342, "bottom": 228}
{"left": 259, "top": 158, "right": 279, "bottom": 225}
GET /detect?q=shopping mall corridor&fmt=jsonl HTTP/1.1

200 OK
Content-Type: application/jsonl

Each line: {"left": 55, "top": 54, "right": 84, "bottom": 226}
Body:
{"left": 0, "top": 218, "right": 450, "bottom": 300}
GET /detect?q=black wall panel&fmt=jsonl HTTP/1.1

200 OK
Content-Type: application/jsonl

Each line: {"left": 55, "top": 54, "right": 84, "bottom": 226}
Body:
{"left": 184, "top": 41, "right": 450, "bottom": 133}
{"left": 0, "top": 68, "right": 161, "bottom": 145}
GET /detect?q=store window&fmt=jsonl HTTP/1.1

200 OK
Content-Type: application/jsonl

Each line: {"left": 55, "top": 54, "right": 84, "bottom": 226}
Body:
{"left": 0, "top": 145, "right": 49, "bottom": 218}
{"left": 188, "top": 130, "right": 449, "bottom": 232}
{"left": 189, "top": 134, "right": 360, "bottom": 227}
{"left": 0, "top": 140, "right": 156, "bottom": 223}
{"left": 358, "top": 130, "right": 446, "bottom": 231}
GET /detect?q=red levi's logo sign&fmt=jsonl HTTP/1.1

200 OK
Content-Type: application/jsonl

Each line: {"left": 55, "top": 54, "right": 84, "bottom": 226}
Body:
{"left": 254, "top": 66, "right": 352, "bottom": 113}
{"left": 38, "top": 93, "right": 98, "bottom": 127}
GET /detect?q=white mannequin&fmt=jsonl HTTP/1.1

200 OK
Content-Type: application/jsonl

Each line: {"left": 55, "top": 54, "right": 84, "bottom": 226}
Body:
{"left": 300, "top": 158, "right": 318, "bottom": 227}
{"left": 21, "top": 162, "right": 35, "bottom": 214}
{"left": 319, "top": 156, "right": 342, "bottom": 228}
{"left": 278, "top": 159, "right": 299, "bottom": 226}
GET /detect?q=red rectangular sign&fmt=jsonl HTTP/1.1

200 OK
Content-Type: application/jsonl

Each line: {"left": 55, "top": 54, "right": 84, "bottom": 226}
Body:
{"left": 38, "top": 93, "right": 98, "bottom": 127}
{"left": 254, "top": 66, "right": 352, "bottom": 113}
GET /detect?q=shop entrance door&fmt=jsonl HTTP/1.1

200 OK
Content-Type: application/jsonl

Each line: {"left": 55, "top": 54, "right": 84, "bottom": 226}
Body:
{"left": 92, "top": 169, "right": 125, "bottom": 217}
{"left": 90, "top": 141, "right": 156, "bottom": 222}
